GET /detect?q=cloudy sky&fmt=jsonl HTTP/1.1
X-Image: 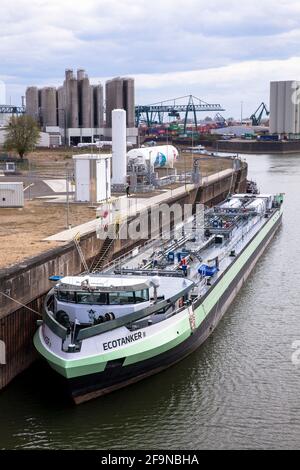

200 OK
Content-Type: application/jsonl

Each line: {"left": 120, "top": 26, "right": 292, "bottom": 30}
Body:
{"left": 1, "top": 0, "right": 300, "bottom": 117}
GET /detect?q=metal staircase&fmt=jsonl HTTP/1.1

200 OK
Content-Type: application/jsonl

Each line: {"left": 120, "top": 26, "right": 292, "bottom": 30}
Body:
{"left": 90, "top": 237, "right": 115, "bottom": 273}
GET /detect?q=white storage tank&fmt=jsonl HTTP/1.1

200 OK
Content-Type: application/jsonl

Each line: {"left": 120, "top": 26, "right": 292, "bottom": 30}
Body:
{"left": 0, "top": 182, "right": 24, "bottom": 207}
{"left": 219, "top": 199, "right": 243, "bottom": 210}
{"left": 112, "top": 109, "right": 127, "bottom": 185}
{"left": 73, "top": 154, "right": 111, "bottom": 203}
{"left": 127, "top": 145, "right": 179, "bottom": 169}
{"left": 246, "top": 198, "right": 267, "bottom": 214}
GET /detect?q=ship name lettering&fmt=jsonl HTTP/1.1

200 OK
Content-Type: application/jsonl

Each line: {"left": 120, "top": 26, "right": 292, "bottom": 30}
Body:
{"left": 103, "top": 332, "right": 143, "bottom": 351}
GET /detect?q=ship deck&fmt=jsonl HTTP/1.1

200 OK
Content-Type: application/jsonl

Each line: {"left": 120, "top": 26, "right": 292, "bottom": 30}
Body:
{"left": 104, "top": 206, "right": 274, "bottom": 298}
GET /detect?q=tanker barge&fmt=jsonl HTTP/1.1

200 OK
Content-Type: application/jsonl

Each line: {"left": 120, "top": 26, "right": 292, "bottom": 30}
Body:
{"left": 34, "top": 193, "right": 284, "bottom": 404}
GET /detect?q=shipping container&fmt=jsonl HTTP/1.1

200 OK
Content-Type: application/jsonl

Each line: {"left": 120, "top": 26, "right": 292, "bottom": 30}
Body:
{"left": 0, "top": 182, "right": 24, "bottom": 207}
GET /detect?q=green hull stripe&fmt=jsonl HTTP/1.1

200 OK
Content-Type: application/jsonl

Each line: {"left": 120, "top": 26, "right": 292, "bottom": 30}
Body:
{"left": 34, "top": 333, "right": 107, "bottom": 378}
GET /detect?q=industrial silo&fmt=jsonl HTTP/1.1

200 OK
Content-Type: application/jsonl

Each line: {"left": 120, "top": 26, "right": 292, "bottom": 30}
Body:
{"left": 25, "top": 87, "right": 39, "bottom": 121}
{"left": 40, "top": 87, "right": 57, "bottom": 127}
{"left": 57, "top": 86, "right": 66, "bottom": 128}
{"left": 65, "top": 69, "right": 74, "bottom": 81}
{"left": 77, "top": 69, "right": 85, "bottom": 81}
{"left": 106, "top": 78, "right": 124, "bottom": 128}
{"left": 123, "top": 78, "right": 135, "bottom": 128}
{"left": 68, "top": 78, "right": 79, "bottom": 128}
{"left": 93, "top": 84, "right": 104, "bottom": 128}
{"left": 81, "top": 76, "right": 92, "bottom": 128}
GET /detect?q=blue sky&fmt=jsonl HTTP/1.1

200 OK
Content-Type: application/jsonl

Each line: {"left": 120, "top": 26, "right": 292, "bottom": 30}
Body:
{"left": 1, "top": 0, "right": 300, "bottom": 117}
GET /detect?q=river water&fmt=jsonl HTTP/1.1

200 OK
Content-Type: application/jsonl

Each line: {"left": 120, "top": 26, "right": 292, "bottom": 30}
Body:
{"left": 1, "top": 153, "right": 300, "bottom": 450}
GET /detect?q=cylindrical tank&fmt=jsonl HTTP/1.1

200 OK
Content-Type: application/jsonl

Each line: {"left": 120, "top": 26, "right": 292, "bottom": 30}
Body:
{"left": 81, "top": 77, "right": 92, "bottom": 128}
{"left": 25, "top": 87, "right": 39, "bottom": 121}
{"left": 123, "top": 78, "right": 135, "bottom": 128}
{"left": 65, "top": 69, "right": 73, "bottom": 81}
{"left": 219, "top": 199, "right": 243, "bottom": 210}
{"left": 105, "top": 78, "right": 124, "bottom": 128}
{"left": 127, "top": 145, "right": 179, "bottom": 169}
{"left": 68, "top": 78, "right": 79, "bottom": 128}
{"left": 246, "top": 198, "right": 267, "bottom": 213}
{"left": 112, "top": 109, "right": 127, "bottom": 185}
{"left": 57, "top": 86, "right": 66, "bottom": 128}
{"left": 77, "top": 69, "right": 85, "bottom": 81}
{"left": 93, "top": 84, "right": 104, "bottom": 128}
{"left": 40, "top": 87, "right": 57, "bottom": 127}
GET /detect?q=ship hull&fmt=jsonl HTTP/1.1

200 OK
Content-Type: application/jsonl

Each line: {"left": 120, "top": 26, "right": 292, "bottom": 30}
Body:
{"left": 67, "top": 211, "right": 282, "bottom": 404}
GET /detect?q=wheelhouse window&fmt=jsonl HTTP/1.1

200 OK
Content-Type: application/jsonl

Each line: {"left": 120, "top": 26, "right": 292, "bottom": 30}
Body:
{"left": 108, "top": 289, "right": 149, "bottom": 305}
{"left": 76, "top": 292, "right": 108, "bottom": 305}
{"left": 56, "top": 288, "right": 149, "bottom": 305}
{"left": 93, "top": 292, "right": 108, "bottom": 305}
{"left": 135, "top": 289, "right": 149, "bottom": 303}
{"left": 109, "top": 291, "right": 136, "bottom": 305}
{"left": 76, "top": 292, "right": 93, "bottom": 304}
{"left": 57, "top": 290, "right": 76, "bottom": 303}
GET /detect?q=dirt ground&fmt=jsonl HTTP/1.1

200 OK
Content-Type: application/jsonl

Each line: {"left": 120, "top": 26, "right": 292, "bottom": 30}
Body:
{"left": 27, "top": 148, "right": 232, "bottom": 176}
{"left": 0, "top": 200, "right": 96, "bottom": 269}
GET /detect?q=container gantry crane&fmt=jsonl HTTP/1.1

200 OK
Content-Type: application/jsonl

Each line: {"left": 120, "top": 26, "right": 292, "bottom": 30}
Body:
{"left": 135, "top": 95, "right": 225, "bottom": 132}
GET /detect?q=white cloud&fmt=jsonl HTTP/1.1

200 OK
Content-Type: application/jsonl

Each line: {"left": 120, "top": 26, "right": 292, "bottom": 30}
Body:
{"left": 1, "top": 0, "right": 300, "bottom": 115}
{"left": 131, "top": 57, "right": 300, "bottom": 117}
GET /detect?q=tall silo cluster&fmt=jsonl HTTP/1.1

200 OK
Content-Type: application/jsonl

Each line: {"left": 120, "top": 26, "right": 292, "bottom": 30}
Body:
{"left": 25, "top": 69, "right": 136, "bottom": 146}
{"left": 25, "top": 69, "right": 105, "bottom": 130}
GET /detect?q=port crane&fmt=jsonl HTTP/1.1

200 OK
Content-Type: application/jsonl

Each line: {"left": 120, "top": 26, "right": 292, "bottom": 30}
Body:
{"left": 135, "top": 95, "right": 225, "bottom": 132}
{"left": 250, "top": 102, "right": 269, "bottom": 126}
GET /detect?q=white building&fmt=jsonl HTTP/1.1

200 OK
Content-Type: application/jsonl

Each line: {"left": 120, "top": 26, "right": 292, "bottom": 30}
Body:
{"left": 0, "top": 182, "right": 24, "bottom": 207}
{"left": 270, "top": 81, "right": 300, "bottom": 134}
{"left": 73, "top": 154, "right": 111, "bottom": 203}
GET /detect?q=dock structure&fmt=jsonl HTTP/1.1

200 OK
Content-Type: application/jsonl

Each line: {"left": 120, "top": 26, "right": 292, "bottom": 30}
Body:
{"left": 0, "top": 163, "right": 247, "bottom": 391}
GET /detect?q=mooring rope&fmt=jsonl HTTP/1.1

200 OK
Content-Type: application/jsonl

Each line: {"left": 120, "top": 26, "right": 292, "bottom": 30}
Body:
{"left": 0, "top": 291, "right": 42, "bottom": 317}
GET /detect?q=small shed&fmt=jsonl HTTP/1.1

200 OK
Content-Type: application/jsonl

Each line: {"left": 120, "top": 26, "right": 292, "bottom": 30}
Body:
{"left": 0, "top": 182, "right": 24, "bottom": 207}
{"left": 73, "top": 154, "right": 111, "bottom": 203}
